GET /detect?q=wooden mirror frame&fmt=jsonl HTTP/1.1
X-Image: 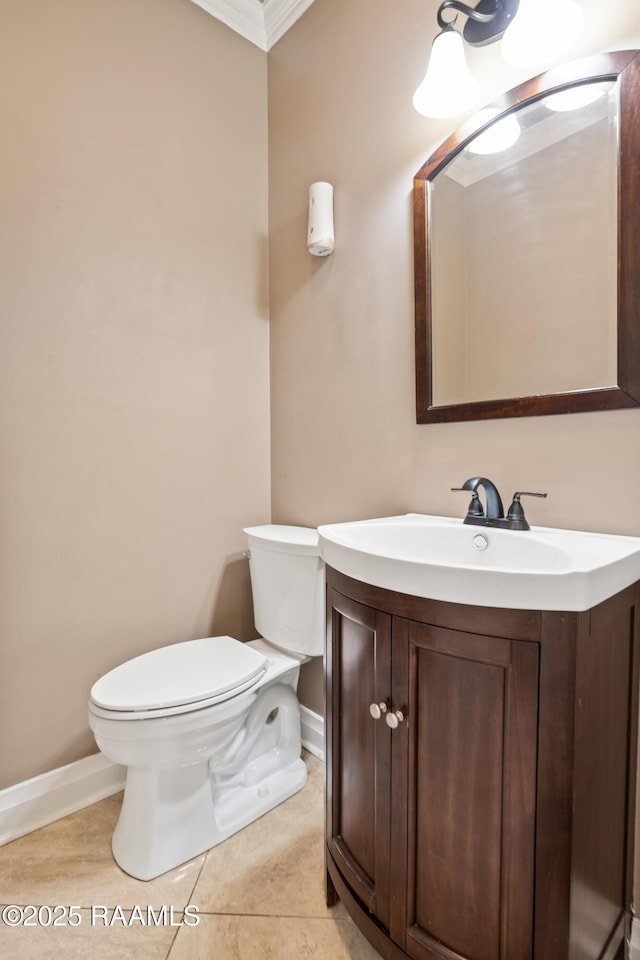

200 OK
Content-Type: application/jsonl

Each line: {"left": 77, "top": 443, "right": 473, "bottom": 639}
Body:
{"left": 414, "top": 50, "right": 640, "bottom": 424}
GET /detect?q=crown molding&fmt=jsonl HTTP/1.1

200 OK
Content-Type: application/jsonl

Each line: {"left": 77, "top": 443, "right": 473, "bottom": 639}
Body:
{"left": 190, "top": 0, "right": 315, "bottom": 52}
{"left": 190, "top": 0, "right": 265, "bottom": 49}
{"left": 264, "top": 0, "right": 316, "bottom": 49}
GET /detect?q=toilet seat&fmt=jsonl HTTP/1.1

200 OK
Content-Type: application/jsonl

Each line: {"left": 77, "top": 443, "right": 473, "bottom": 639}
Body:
{"left": 89, "top": 636, "right": 267, "bottom": 720}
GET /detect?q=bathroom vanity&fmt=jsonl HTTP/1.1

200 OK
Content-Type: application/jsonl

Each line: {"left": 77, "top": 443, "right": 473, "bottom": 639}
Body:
{"left": 324, "top": 564, "right": 640, "bottom": 960}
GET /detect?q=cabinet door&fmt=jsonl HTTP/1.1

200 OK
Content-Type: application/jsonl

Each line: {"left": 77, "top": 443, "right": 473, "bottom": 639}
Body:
{"left": 326, "top": 588, "right": 392, "bottom": 930}
{"left": 393, "top": 620, "right": 539, "bottom": 960}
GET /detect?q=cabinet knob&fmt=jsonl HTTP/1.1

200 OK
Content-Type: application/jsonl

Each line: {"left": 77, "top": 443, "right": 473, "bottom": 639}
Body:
{"left": 385, "top": 710, "right": 404, "bottom": 729}
{"left": 369, "top": 702, "right": 388, "bottom": 720}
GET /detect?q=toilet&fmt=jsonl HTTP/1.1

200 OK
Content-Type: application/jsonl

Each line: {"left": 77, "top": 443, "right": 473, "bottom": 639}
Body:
{"left": 88, "top": 524, "right": 324, "bottom": 881}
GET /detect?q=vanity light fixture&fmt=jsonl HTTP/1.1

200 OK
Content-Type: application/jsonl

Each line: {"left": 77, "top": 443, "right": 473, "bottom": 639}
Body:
{"left": 413, "top": 0, "right": 584, "bottom": 119}
{"left": 412, "top": 23, "right": 479, "bottom": 119}
{"left": 501, "top": 0, "right": 584, "bottom": 69}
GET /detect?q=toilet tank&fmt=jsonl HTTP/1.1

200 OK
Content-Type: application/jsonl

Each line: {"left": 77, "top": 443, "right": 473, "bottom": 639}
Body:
{"left": 243, "top": 525, "right": 325, "bottom": 657}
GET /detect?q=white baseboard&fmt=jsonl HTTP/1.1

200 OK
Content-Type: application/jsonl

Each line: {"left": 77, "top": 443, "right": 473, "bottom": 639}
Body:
{"left": 630, "top": 918, "right": 640, "bottom": 958}
{"left": 0, "top": 708, "right": 325, "bottom": 847}
{"left": 300, "top": 705, "right": 325, "bottom": 761}
{"left": 0, "top": 753, "right": 126, "bottom": 847}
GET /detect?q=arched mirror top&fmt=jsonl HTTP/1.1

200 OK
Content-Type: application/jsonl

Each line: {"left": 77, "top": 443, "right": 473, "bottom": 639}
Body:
{"left": 414, "top": 50, "right": 640, "bottom": 423}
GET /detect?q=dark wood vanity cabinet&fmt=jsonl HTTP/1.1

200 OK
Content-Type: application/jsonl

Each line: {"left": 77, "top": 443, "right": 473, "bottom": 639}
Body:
{"left": 325, "top": 567, "right": 640, "bottom": 960}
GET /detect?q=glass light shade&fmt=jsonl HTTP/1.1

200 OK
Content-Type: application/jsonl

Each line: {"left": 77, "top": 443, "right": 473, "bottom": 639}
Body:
{"left": 413, "top": 29, "right": 478, "bottom": 119}
{"left": 501, "top": 0, "right": 584, "bottom": 70}
{"left": 466, "top": 108, "right": 521, "bottom": 154}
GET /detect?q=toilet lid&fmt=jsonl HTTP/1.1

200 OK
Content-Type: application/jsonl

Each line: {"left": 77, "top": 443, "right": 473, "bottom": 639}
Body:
{"left": 90, "top": 636, "right": 268, "bottom": 712}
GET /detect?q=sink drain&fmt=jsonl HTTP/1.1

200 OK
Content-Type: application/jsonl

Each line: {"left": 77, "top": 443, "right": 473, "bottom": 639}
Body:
{"left": 473, "top": 534, "right": 489, "bottom": 551}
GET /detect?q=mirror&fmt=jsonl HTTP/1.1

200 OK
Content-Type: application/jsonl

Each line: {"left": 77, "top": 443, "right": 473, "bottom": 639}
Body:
{"left": 414, "top": 51, "right": 640, "bottom": 423}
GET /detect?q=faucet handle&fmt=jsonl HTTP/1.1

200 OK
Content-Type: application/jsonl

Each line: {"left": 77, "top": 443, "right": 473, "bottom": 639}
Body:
{"left": 506, "top": 491, "right": 547, "bottom": 528}
{"left": 451, "top": 488, "right": 484, "bottom": 518}
{"left": 510, "top": 490, "right": 548, "bottom": 502}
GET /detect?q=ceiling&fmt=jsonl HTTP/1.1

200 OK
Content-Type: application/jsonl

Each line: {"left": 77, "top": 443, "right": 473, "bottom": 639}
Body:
{"left": 190, "top": 0, "right": 316, "bottom": 51}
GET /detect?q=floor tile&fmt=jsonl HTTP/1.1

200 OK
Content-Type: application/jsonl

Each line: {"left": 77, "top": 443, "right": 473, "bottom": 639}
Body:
{"left": 0, "top": 751, "right": 383, "bottom": 958}
{"left": 168, "top": 914, "right": 382, "bottom": 960}
{"left": 0, "top": 906, "right": 183, "bottom": 960}
{"left": 0, "top": 794, "right": 204, "bottom": 909}
{"left": 192, "top": 753, "right": 346, "bottom": 918}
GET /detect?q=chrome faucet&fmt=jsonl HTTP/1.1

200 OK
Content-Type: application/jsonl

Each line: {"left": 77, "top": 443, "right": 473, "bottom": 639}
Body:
{"left": 451, "top": 477, "right": 547, "bottom": 531}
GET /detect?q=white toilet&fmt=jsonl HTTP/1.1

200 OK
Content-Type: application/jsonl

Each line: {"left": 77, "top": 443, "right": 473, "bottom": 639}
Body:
{"left": 88, "top": 525, "right": 324, "bottom": 881}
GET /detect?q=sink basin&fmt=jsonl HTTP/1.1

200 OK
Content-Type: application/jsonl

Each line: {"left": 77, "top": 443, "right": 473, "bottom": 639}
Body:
{"left": 317, "top": 514, "right": 640, "bottom": 611}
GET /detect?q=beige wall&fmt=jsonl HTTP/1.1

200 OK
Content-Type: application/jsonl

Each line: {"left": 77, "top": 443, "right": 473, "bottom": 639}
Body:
{"left": 0, "top": 0, "right": 270, "bottom": 789}
{"left": 268, "top": 0, "right": 640, "bottom": 711}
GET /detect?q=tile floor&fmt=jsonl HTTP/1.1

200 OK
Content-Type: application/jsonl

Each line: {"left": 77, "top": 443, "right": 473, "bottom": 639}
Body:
{"left": 0, "top": 753, "right": 382, "bottom": 959}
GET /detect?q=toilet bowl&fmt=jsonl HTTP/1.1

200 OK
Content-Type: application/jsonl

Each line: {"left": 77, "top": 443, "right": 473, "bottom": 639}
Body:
{"left": 88, "top": 525, "right": 324, "bottom": 881}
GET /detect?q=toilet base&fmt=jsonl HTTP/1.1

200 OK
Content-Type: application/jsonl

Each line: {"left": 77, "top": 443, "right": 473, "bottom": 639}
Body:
{"left": 109, "top": 680, "right": 307, "bottom": 880}
{"left": 112, "top": 755, "right": 307, "bottom": 881}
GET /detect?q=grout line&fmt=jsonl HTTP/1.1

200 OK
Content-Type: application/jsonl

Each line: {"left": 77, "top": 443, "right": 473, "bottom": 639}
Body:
{"left": 176, "top": 910, "right": 347, "bottom": 919}
{"left": 164, "top": 847, "right": 211, "bottom": 958}
{"left": 165, "top": 920, "right": 183, "bottom": 959}
{"left": 185, "top": 854, "right": 209, "bottom": 909}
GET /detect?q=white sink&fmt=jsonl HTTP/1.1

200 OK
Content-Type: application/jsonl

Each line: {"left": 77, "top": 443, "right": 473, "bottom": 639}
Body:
{"left": 317, "top": 514, "right": 640, "bottom": 611}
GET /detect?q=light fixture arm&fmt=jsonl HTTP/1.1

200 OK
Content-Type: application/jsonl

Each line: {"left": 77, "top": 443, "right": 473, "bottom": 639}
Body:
{"left": 436, "top": 0, "right": 520, "bottom": 46}
{"left": 437, "top": 0, "right": 500, "bottom": 30}
{"left": 414, "top": 0, "right": 583, "bottom": 119}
